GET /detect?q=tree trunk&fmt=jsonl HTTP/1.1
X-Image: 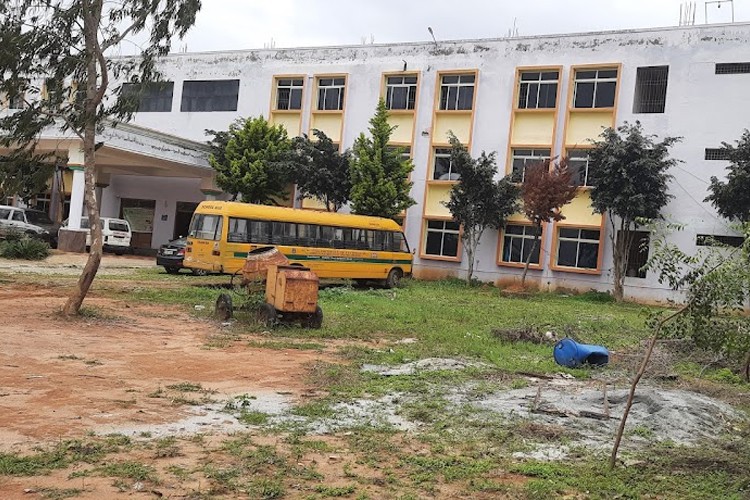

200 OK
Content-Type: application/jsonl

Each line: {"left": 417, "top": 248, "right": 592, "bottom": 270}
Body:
{"left": 521, "top": 223, "right": 541, "bottom": 287}
{"left": 611, "top": 218, "right": 634, "bottom": 303}
{"left": 466, "top": 241, "right": 474, "bottom": 284}
{"left": 62, "top": 1, "right": 104, "bottom": 316}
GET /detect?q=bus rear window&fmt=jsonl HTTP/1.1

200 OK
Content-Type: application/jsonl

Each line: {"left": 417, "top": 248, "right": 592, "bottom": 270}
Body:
{"left": 109, "top": 221, "right": 129, "bottom": 232}
{"left": 189, "top": 214, "right": 222, "bottom": 240}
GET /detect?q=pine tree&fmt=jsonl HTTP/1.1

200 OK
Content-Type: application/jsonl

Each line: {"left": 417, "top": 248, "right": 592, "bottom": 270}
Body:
{"left": 350, "top": 99, "right": 415, "bottom": 219}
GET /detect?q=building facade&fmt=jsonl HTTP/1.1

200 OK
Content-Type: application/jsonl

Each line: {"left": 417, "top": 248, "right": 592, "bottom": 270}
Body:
{"left": 5, "top": 22, "right": 749, "bottom": 301}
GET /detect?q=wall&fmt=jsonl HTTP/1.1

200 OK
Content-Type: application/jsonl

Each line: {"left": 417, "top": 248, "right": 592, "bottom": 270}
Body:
{"left": 110, "top": 23, "right": 750, "bottom": 300}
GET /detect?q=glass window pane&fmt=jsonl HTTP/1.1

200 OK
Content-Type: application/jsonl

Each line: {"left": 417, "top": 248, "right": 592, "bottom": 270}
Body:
{"left": 518, "top": 82, "right": 529, "bottom": 109}
{"left": 574, "top": 82, "right": 595, "bottom": 108}
{"left": 445, "top": 221, "right": 460, "bottom": 231}
{"left": 527, "top": 83, "right": 539, "bottom": 109}
{"left": 277, "top": 88, "right": 290, "bottom": 109}
{"left": 290, "top": 88, "right": 302, "bottom": 110}
{"left": 559, "top": 228, "right": 579, "bottom": 239}
{"left": 319, "top": 78, "right": 332, "bottom": 87}
{"left": 598, "top": 69, "right": 618, "bottom": 79}
{"left": 581, "top": 229, "right": 601, "bottom": 240}
{"left": 292, "top": 79, "right": 304, "bottom": 86}
{"left": 333, "top": 78, "right": 345, "bottom": 86}
{"left": 509, "top": 237, "right": 522, "bottom": 262}
{"left": 443, "top": 233, "right": 459, "bottom": 257}
{"left": 460, "top": 74, "right": 475, "bottom": 84}
{"left": 558, "top": 240, "right": 578, "bottom": 267}
{"left": 278, "top": 79, "right": 291, "bottom": 87}
{"left": 506, "top": 225, "right": 524, "bottom": 235}
{"left": 427, "top": 220, "right": 444, "bottom": 230}
{"left": 387, "top": 76, "right": 401, "bottom": 85}
{"left": 576, "top": 70, "right": 597, "bottom": 80}
{"left": 442, "top": 75, "right": 458, "bottom": 84}
{"left": 390, "top": 86, "right": 408, "bottom": 110}
{"left": 425, "top": 231, "right": 442, "bottom": 255}
{"left": 578, "top": 242, "right": 599, "bottom": 268}
{"left": 538, "top": 83, "right": 557, "bottom": 108}
{"left": 457, "top": 86, "right": 474, "bottom": 110}
{"left": 595, "top": 81, "right": 616, "bottom": 108}
{"left": 521, "top": 72, "right": 539, "bottom": 81}
{"left": 404, "top": 76, "right": 417, "bottom": 84}
{"left": 541, "top": 71, "right": 559, "bottom": 81}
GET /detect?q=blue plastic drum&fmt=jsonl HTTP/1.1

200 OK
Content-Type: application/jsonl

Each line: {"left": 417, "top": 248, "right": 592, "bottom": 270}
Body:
{"left": 553, "top": 338, "right": 609, "bottom": 368}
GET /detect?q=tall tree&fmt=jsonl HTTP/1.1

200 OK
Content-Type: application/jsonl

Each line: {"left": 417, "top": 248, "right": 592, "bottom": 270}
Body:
{"left": 588, "top": 121, "right": 680, "bottom": 302}
{"left": 208, "top": 116, "right": 294, "bottom": 205}
{"left": 705, "top": 129, "right": 750, "bottom": 222}
{"left": 350, "top": 99, "right": 415, "bottom": 219}
{"left": 0, "top": 150, "right": 54, "bottom": 202}
{"left": 0, "top": 0, "right": 201, "bottom": 316}
{"left": 445, "top": 134, "right": 520, "bottom": 283}
{"left": 292, "top": 129, "right": 351, "bottom": 212}
{"left": 520, "top": 158, "right": 577, "bottom": 286}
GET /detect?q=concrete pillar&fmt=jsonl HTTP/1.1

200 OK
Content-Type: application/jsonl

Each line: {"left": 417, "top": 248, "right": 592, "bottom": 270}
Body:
{"left": 57, "top": 146, "right": 87, "bottom": 252}
{"left": 200, "top": 175, "right": 222, "bottom": 201}
{"left": 67, "top": 147, "right": 86, "bottom": 229}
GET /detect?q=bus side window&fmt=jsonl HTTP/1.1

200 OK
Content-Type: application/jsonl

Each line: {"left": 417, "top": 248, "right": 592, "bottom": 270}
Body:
{"left": 319, "top": 226, "right": 334, "bottom": 248}
{"left": 272, "top": 222, "right": 296, "bottom": 246}
{"left": 298, "top": 224, "right": 316, "bottom": 247}
{"left": 373, "top": 230, "right": 387, "bottom": 251}
{"left": 392, "top": 231, "right": 407, "bottom": 252}
{"left": 250, "top": 220, "right": 271, "bottom": 244}
{"left": 228, "top": 217, "right": 249, "bottom": 243}
{"left": 332, "top": 227, "right": 345, "bottom": 249}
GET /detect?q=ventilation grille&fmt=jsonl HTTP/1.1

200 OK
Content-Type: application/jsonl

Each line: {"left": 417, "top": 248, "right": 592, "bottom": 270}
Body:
{"left": 715, "top": 63, "right": 750, "bottom": 75}
{"left": 705, "top": 148, "right": 730, "bottom": 161}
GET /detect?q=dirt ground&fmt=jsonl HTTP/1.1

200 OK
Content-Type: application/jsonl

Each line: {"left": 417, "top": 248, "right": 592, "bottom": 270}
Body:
{"left": 0, "top": 265, "right": 327, "bottom": 449}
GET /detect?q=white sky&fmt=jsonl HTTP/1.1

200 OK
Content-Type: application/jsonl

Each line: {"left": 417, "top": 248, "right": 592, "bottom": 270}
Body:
{"left": 162, "top": 0, "right": 748, "bottom": 53}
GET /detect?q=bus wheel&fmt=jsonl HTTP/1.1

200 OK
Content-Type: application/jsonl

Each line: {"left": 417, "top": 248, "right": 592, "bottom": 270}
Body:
{"left": 305, "top": 306, "right": 323, "bottom": 329}
{"left": 191, "top": 268, "right": 209, "bottom": 276}
{"left": 257, "top": 303, "right": 277, "bottom": 327}
{"left": 385, "top": 268, "right": 403, "bottom": 289}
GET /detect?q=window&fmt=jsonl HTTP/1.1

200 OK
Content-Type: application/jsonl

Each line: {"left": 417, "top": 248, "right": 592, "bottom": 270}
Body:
{"left": 573, "top": 68, "right": 618, "bottom": 109}
{"left": 109, "top": 221, "right": 129, "bottom": 232}
{"left": 696, "top": 234, "right": 745, "bottom": 248}
{"left": 275, "top": 78, "right": 303, "bottom": 110}
{"left": 511, "top": 148, "right": 551, "bottom": 183}
{"left": 518, "top": 71, "right": 558, "bottom": 109}
{"left": 433, "top": 148, "right": 460, "bottom": 180}
{"left": 122, "top": 82, "right": 174, "bottom": 112}
{"left": 386, "top": 75, "right": 417, "bottom": 110}
{"left": 556, "top": 227, "right": 600, "bottom": 270}
{"left": 568, "top": 149, "right": 592, "bottom": 187}
{"left": 189, "top": 214, "right": 222, "bottom": 240}
{"left": 317, "top": 77, "right": 345, "bottom": 111}
{"left": 8, "top": 92, "right": 25, "bottom": 110}
{"left": 11, "top": 211, "right": 24, "bottom": 222}
{"left": 0, "top": 208, "right": 10, "bottom": 219}
{"left": 715, "top": 62, "right": 750, "bottom": 75}
{"left": 633, "top": 66, "right": 668, "bottom": 114}
{"left": 623, "top": 231, "right": 650, "bottom": 278}
{"left": 439, "top": 74, "right": 475, "bottom": 111}
{"left": 705, "top": 148, "right": 731, "bottom": 161}
{"left": 25, "top": 210, "right": 53, "bottom": 225}
{"left": 501, "top": 224, "right": 541, "bottom": 265}
{"left": 180, "top": 80, "right": 240, "bottom": 112}
{"left": 424, "top": 220, "right": 460, "bottom": 257}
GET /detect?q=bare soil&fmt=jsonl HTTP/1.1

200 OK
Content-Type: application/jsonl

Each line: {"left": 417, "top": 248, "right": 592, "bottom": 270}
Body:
{"left": 0, "top": 280, "right": 326, "bottom": 450}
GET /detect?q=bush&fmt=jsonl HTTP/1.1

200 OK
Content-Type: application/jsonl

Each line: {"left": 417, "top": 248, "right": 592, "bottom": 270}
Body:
{"left": 0, "top": 236, "right": 50, "bottom": 260}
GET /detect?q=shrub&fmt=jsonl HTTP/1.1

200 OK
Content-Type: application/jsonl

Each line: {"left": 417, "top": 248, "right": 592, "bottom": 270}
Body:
{"left": 0, "top": 236, "right": 50, "bottom": 260}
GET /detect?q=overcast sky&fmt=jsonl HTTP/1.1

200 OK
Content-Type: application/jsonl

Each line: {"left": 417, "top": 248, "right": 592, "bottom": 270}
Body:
{"left": 150, "top": 0, "right": 748, "bottom": 54}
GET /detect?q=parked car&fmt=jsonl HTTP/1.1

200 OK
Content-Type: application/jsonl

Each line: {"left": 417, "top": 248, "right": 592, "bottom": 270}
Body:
{"left": 60, "top": 217, "right": 132, "bottom": 255}
{"left": 0, "top": 205, "right": 59, "bottom": 247}
{"left": 156, "top": 237, "right": 187, "bottom": 273}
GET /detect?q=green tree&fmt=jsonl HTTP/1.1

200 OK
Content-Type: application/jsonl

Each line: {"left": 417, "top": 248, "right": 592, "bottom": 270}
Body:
{"left": 350, "top": 99, "right": 415, "bottom": 219}
{"left": 292, "top": 129, "right": 351, "bottom": 212}
{"left": 610, "top": 222, "right": 750, "bottom": 469}
{"left": 588, "top": 121, "right": 680, "bottom": 302}
{"left": 705, "top": 129, "right": 750, "bottom": 222}
{"left": 0, "top": 150, "right": 54, "bottom": 202}
{"left": 209, "top": 116, "right": 294, "bottom": 205}
{"left": 520, "top": 158, "right": 577, "bottom": 286}
{"left": 444, "top": 134, "right": 520, "bottom": 283}
{"left": 0, "top": 0, "right": 201, "bottom": 316}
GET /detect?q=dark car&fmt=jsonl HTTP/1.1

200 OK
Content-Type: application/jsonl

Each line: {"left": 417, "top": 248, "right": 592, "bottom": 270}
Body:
{"left": 156, "top": 237, "right": 187, "bottom": 273}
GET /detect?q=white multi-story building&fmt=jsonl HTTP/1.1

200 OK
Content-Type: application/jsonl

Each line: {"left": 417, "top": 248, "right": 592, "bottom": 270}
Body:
{"left": 5, "top": 22, "right": 750, "bottom": 301}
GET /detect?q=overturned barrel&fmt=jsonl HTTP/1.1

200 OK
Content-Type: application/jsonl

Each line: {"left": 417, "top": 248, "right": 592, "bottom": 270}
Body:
{"left": 241, "top": 246, "right": 290, "bottom": 285}
{"left": 553, "top": 338, "right": 609, "bottom": 368}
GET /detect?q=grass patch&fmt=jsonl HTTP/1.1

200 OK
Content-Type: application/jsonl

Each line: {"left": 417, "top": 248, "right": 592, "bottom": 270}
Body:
{"left": 247, "top": 339, "right": 326, "bottom": 351}
{"left": 238, "top": 410, "right": 269, "bottom": 426}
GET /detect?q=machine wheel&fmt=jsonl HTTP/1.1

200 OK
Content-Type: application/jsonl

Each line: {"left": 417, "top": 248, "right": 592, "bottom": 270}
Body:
{"left": 215, "top": 293, "right": 233, "bottom": 321}
{"left": 165, "top": 266, "right": 180, "bottom": 274}
{"left": 191, "top": 268, "right": 209, "bottom": 276}
{"left": 257, "top": 303, "right": 278, "bottom": 327}
{"left": 305, "top": 306, "right": 323, "bottom": 329}
{"left": 384, "top": 268, "right": 403, "bottom": 289}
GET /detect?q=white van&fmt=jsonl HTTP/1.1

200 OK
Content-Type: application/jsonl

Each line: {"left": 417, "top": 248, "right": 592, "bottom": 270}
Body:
{"left": 61, "top": 217, "right": 132, "bottom": 255}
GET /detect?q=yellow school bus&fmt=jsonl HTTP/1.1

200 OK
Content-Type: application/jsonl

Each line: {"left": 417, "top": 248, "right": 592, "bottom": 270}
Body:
{"left": 184, "top": 201, "right": 413, "bottom": 287}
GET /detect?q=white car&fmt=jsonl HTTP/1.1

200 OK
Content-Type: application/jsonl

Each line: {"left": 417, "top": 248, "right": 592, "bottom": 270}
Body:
{"left": 0, "top": 205, "right": 59, "bottom": 247}
{"left": 61, "top": 217, "right": 132, "bottom": 255}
